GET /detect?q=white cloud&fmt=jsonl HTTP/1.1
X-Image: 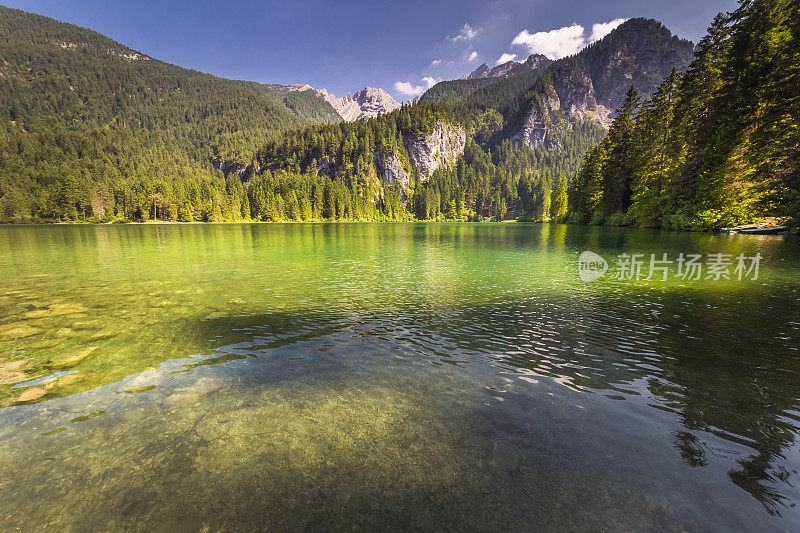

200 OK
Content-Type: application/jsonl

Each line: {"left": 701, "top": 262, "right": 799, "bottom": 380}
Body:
{"left": 511, "top": 24, "right": 585, "bottom": 60}
{"left": 431, "top": 59, "right": 442, "bottom": 66}
{"left": 468, "top": 51, "right": 479, "bottom": 62}
{"left": 589, "top": 18, "right": 628, "bottom": 42}
{"left": 393, "top": 77, "right": 438, "bottom": 97}
{"left": 495, "top": 52, "right": 517, "bottom": 65}
{"left": 451, "top": 23, "right": 480, "bottom": 42}
{"left": 510, "top": 19, "right": 629, "bottom": 60}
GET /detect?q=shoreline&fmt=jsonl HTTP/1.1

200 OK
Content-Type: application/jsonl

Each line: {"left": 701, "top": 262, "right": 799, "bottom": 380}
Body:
{"left": 0, "top": 219, "right": 796, "bottom": 235}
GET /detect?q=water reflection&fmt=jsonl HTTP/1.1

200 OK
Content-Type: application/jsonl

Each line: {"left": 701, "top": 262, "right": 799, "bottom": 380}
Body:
{"left": 181, "top": 290, "right": 800, "bottom": 516}
{"left": 0, "top": 223, "right": 799, "bottom": 528}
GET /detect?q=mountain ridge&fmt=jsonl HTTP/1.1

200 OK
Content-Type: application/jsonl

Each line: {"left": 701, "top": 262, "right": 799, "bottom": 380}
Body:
{"left": 266, "top": 84, "right": 400, "bottom": 121}
{"left": 0, "top": 5, "right": 702, "bottom": 224}
{"left": 461, "top": 54, "right": 550, "bottom": 80}
{"left": 506, "top": 18, "right": 695, "bottom": 151}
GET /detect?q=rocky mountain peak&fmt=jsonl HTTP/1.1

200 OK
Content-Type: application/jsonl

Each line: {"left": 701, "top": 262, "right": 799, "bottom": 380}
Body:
{"left": 462, "top": 63, "right": 491, "bottom": 80}
{"left": 351, "top": 87, "right": 400, "bottom": 113}
{"left": 309, "top": 86, "right": 399, "bottom": 121}
{"left": 523, "top": 54, "right": 549, "bottom": 69}
{"left": 488, "top": 61, "right": 519, "bottom": 78}
{"left": 513, "top": 18, "right": 694, "bottom": 150}
{"left": 461, "top": 54, "right": 552, "bottom": 81}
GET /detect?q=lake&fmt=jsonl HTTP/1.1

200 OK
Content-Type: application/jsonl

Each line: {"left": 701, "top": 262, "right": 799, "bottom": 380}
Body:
{"left": 0, "top": 223, "right": 798, "bottom": 531}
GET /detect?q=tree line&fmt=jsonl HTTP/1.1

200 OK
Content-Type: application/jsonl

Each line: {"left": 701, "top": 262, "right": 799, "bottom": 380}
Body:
{"left": 567, "top": 0, "right": 799, "bottom": 230}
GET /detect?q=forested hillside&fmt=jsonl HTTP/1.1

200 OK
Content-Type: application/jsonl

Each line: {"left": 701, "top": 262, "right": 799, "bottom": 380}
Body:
{"left": 418, "top": 78, "right": 495, "bottom": 106}
{"left": 1, "top": 2, "right": 792, "bottom": 228}
{"left": 249, "top": 101, "right": 603, "bottom": 221}
{"left": 242, "top": 18, "right": 690, "bottom": 223}
{"left": 568, "top": 0, "right": 799, "bottom": 229}
{"left": 0, "top": 5, "right": 338, "bottom": 222}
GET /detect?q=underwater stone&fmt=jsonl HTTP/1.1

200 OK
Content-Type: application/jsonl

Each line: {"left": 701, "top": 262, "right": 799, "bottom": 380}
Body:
{"left": 51, "top": 346, "right": 98, "bottom": 368}
{"left": 0, "top": 360, "right": 27, "bottom": 372}
{"left": 72, "top": 321, "right": 103, "bottom": 331}
{"left": 14, "top": 387, "right": 46, "bottom": 402}
{"left": 23, "top": 303, "right": 89, "bottom": 318}
{"left": 163, "top": 377, "right": 224, "bottom": 408}
{"left": 0, "top": 371, "right": 27, "bottom": 385}
{"left": 0, "top": 323, "right": 41, "bottom": 339}
{"left": 87, "top": 331, "right": 116, "bottom": 342}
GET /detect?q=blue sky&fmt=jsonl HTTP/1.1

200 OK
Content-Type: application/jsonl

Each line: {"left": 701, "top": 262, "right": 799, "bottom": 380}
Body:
{"left": 4, "top": 0, "right": 737, "bottom": 101}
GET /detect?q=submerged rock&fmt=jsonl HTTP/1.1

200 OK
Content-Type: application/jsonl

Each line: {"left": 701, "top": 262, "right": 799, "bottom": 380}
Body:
{"left": 51, "top": 346, "right": 98, "bottom": 368}
{"left": 72, "top": 320, "right": 103, "bottom": 331}
{"left": 14, "top": 387, "right": 46, "bottom": 402}
{"left": 163, "top": 377, "right": 224, "bottom": 408}
{"left": 23, "top": 303, "right": 89, "bottom": 318}
{"left": 0, "top": 323, "right": 41, "bottom": 339}
{"left": 49, "top": 303, "right": 89, "bottom": 315}
{"left": 0, "top": 371, "right": 27, "bottom": 385}
{"left": 86, "top": 331, "right": 116, "bottom": 342}
{"left": 22, "top": 309, "right": 53, "bottom": 319}
{"left": 0, "top": 360, "right": 27, "bottom": 372}
{"left": 28, "top": 338, "right": 64, "bottom": 350}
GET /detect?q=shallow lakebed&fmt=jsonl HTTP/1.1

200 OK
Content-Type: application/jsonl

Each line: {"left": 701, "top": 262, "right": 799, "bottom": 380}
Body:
{"left": 0, "top": 223, "right": 798, "bottom": 531}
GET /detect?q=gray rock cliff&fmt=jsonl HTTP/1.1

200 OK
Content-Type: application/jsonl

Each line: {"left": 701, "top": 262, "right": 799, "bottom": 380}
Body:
{"left": 405, "top": 121, "right": 467, "bottom": 179}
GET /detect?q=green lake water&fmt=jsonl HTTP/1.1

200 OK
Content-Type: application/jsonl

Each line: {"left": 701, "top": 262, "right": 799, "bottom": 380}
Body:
{"left": 0, "top": 222, "right": 798, "bottom": 531}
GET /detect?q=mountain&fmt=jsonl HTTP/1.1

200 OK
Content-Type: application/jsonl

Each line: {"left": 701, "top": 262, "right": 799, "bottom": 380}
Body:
{"left": 316, "top": 87, "right": 401, "bottom": 121}
{"left": 0, "top": 5, "right": 340, "bottom": 142}
{"left": 0, "top": 5, "right": 719, "bottom": 226}
{"left": 416, "top": 78, "right": 495, "bottom": 106}
{"left": 420, "top": 54, "right": 553, "bottom": 106}
{"left": 249, "top": 102, "right": 465, "bottom": 220}
{"left": 462, "top": 63, "right": 491, "bottom": 79}
{"left": 246, "top": 17, "right": 697, "bottom": 225}
{"left": 568, "top": 0, "right": 800, "bottom": 230}
{"left": 461, "top": 54, "right": 550, "bottom": 80}
{"left": 267, "top": 84, "right": 400, "bottom": 121}
{"left": 0, "top": 4, "right": 341, "bottom": 221}
{"left": 507, "top": 18, "right": 695, "bottom": 150}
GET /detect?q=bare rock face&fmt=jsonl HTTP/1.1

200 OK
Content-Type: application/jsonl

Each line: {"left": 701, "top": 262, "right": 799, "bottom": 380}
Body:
{"left": 513, "top": 67, "right": 614, "bottom": 150}
{"left": 489, "top": 61, "right": 520, "bottom": 78}
{"left": 462, "top": 63, "right": 492, "bottom": 80}
{"left": 514, "top": 116, "right": 561, "bottom": 151}
{"left": 373, "top": 152, "right": 409, "bottom": 186}
{"left": 406, "top": 121, "right": 467, "bottom": 179}
{"left": 551, "top": 67, "right": 613, "bottom": 127}
{"left": 521, "top": 53, "right": 550, "bottom": 70}
{"left": 461, "top": 54, "right": 551, "bottom": 80}
{"left": 316, "top": 157, "right": 335, "bottom": 176}
{"left": 316, "top": 87, "right": 400, "bottom": 121}
{"left": 512, "top": 19, "right": 694, "bottom": 150}
{"left": 513, "top": 87, "right": 562, "bottom": 150}
{"left": 514, "top": 64, "right": 622, "bottom": 150}
{"left": 312, "top": 121, "right": 464, "bottom": 186}
{"left": 212, "top": 158, "right": 248, "bottom": 178}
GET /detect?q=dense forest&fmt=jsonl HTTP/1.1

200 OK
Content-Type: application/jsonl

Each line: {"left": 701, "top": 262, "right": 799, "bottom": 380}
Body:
{"left": 0, "top": 1, "right": 796, "bottom": 228}
{"left": 0, "top": 5, "right": 339, "bottom": 222}
{"left": 242, "top": 18, "right": 687, "bottom": 223}
{"left": 247, "top": 99, "right": 603, "bottom": 222}
{"left": 568, "top": 0, "right": 799, "bottom": 229}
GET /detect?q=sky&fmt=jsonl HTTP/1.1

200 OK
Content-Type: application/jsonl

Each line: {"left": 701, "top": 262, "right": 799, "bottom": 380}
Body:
{"left": 3, "top": 0, "right": 738, "bottom": 101}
